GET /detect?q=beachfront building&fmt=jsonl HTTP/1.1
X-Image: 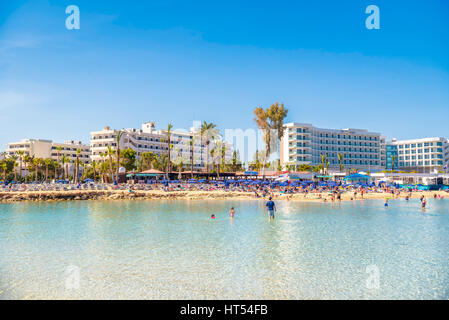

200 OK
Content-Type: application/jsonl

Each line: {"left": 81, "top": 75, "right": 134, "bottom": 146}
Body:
{"left": 280, "top": 123, "right": 383, "bottom": 172}
{"left": 5, "top": 139, "right": 91, "bottom": 175}
{"left": 388, "top": 137, "right": 449, "bottom": 173}
{"left": 90, "top": 122, "right": 233, "bottom": 171}
{"left": 385, "top": 142, "right": 399, "bottom": 170}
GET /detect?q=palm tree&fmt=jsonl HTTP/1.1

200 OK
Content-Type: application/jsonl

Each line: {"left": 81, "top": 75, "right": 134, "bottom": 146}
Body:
{"left": 115, "top": 130, "right": 124, "bottom": 179}
{"left": 23, "top": 154, "right": 31, "bottom": 183}
{"left": 9, "top": 155, "right": 18, "bottom": 182}
{"left": 55, "top": 146, "right": 63, "bottom": 179}
{"left": 44, "top": 158, "right": 53, "bottom": 183}
{"left": 106, "top": 145, "right": 115, "bottom": 183}
{"left": 61, "top": 155, "right": 69, "bottom": 180}
{"left": 391, "top": 155, "right": 397, "bottom": 172}
{"left": 1, "top": 161, "right": 7, "bottom": 183}
{"left": 75, "top": 149, "right": 81, "bottom": 184}
{"left": 17, "top": 150, "right": 24, "bottom": 180}
{"left": 254, "top": 102, "right": 288, "bottom": 179}
{"left": 33, "top": 157, "right": 41, "bottom": 183}
{"left": 325, "top": 159, "right": 330, "bottom": 175}
{"left": 201, "top": 121, "right": 218, "bottom": 177}
{"left": 337, "top": 153, "right": 344, "bottom": 172}
{"left": 189, "top": 137, "right": 195, "bottom": 178}
{"left": 221, "top": 143, "right": 226, "bottom": 173}
{"left": 166, "top": 124, "right": 173, "bottom": 180}
{"left": 320, "top": 154, "right": 327, "bottom": 174}
{"left": 91, "top": 160, "right": 98, "bottom": 182}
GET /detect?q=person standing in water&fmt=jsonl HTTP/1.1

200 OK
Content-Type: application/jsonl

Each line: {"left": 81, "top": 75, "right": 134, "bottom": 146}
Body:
{"left": 229, "top": 207, "right": 235, "bottom": 218}
{"left": 265, "top": 197, "right": 276, "bottom": 221}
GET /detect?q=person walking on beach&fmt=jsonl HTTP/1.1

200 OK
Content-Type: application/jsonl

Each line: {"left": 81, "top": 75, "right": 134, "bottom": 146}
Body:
{"left": 265, "top": 197, "right": 276, "bottom": 221}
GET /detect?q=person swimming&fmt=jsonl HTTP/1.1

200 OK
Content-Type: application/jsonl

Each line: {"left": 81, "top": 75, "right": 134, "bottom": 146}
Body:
{"left": 211, "top": 214, "right": 216, "bottom": 219}
{"left": 229, "top": 207, "right": 235, "bottom": 218}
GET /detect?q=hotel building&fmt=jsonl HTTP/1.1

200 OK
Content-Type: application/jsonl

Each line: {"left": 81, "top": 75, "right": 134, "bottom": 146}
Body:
{"left": 90, "top": 122, "right": 233, "bottom": 170}
{"left": 5, "top": 139, "right": 91, "bottom": 174}
{"left": 280, "top": 123, "right": 383, "bottom": 172}
{"left": 387, "top": 137, "right": 449, "bottom": 173}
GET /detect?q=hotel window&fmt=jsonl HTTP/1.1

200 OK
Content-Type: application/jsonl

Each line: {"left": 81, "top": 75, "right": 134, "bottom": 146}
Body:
{"left": 411, "top": 144, "right": 416, "bottom": 148}
{"left": 418, "top": 149, "right": 422, "bottom": 153}
{"left": 399, "top": 145, "right": 403, "bottom": 149}
{"left": 424, "top": 149, "right": 429, "bottom": 153}
{"left": 417, "top": 143, "right": 422, "bottom": 147}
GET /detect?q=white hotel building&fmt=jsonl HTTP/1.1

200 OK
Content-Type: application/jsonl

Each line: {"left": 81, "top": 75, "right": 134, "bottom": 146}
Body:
{"left": 280, "top": 123, "right": 383, "bottom": 172}
{"left": 5, "top": 139, "right": 91, "bottom": 174}
{"left": 389, "top": 137, "right": 449, "bottom": 173}
{"left": 90, "top": 122, "right": 233, "bottom": 170}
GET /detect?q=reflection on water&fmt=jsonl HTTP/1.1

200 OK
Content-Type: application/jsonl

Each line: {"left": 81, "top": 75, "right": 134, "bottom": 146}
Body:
{"left": 0, "top": 199, "right": 448, "bottom": 299}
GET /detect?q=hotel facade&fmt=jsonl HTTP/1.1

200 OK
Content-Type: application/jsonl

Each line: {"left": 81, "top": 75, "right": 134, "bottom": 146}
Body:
{"left": 280, "top": 123, "right": 383, "bottom": 172}
{"left": 386, "top": 137, "right": 449, "bottom": 173}
{"left": 90, "top": 122, "right": 233, "bottom": 170}
{"left": 5, "top": 139, "right": 91, "bottom": 174}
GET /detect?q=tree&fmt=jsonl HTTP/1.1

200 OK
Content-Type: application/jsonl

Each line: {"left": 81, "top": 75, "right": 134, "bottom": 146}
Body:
{"left": 75, "top": 149, "right": 81, "bottom": 184}
{"left": 253, "top": 102, "right": 288, "bottom": 179}
{"left": 33, "top": 157, "right": 41, "bottom": 183}
{"left": 201, "top": 121, "right": 219, "bottom": 177}
{"left": 55, "top": 146, "right": 63, "bottom": 179}
{"left": 121, "top": 148, "right": 137, "bottom": 171}
{"left": 337, "top": 153, "right": 344, "bottom": 172}
{"left": 166, "top": 124, "right": 173, "bottom": 180}
{"left": 44, "top": 158, "right": 53, "bottom": 182}
{"left": 320, "top": 154, "right": 327, "bottom": 174}
{"left": 189, "top": 137, "right": 195, "bottom": 178}
{"left": 391, "top": 155, "right": 397, "bottom": 172}
{"left": 61, "top": 155, "right": 69, "bottom": 180}
{"left": 297, "top": 164, "right": 312, "bottom": 172}
{"left": 23, "top": 154, "right": 31, "bottom": 183}
{"left": 17, "top": 150, "right": 24, "bottom": 180}
{"left": 107, "top": 145, "right": 115, "bottom": 183}
{"left": 91, "top": 160, "right": 98, "bottom": 182}
{"left": 0, "top": 160, "right": 7, "bottom": 183}
{"left": 115, "top": 130, "right": 124, "bottom": 179}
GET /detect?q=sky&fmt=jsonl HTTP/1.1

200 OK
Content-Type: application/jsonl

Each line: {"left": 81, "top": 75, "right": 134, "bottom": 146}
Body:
{"left": 1, "top": 0, "right": 448, "bottom": 157}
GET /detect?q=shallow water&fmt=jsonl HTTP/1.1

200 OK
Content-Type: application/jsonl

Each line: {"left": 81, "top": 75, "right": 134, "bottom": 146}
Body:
{"left": 0, "top": 199, "right": 448, "bottom": 299}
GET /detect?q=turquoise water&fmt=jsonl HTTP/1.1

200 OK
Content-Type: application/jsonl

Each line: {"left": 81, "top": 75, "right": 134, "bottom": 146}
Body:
{"left": 0, "top": 199, "right": 448, "bottom": 299}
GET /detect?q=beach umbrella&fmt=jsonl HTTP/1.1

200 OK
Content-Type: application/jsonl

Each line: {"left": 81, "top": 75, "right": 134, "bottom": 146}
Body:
{"left": 199, "top": 179, "right": 208, "bottom": 183}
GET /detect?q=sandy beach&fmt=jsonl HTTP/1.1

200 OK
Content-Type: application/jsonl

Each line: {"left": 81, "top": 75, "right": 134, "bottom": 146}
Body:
{"left": 0, "top": 189, "right": 447, "bottom": 203}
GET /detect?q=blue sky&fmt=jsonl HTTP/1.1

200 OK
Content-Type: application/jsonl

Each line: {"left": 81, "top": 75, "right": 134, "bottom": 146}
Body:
{"left": 1, "top": 0, "right": 448, "bottom": 154}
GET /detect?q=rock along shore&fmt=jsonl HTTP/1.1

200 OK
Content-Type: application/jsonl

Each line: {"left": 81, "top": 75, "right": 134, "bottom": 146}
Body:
{"left": 0, "top": 190, "right": 446, "bottom": 203}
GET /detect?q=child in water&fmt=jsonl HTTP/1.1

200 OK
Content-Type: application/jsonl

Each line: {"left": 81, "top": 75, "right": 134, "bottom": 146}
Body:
{"left": 211, "top": 214, "right": 216, "bottom": 219}
{"left": 229, "top": 207, "right": 235, "bottom": 218}
{"left": 385, "top": 198, "right": 389, "bottom": 207}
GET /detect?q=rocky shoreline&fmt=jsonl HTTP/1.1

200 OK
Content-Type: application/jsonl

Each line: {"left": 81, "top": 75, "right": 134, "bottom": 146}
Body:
{"left": 0, "top": 190, "right": 259, "bottom": 202}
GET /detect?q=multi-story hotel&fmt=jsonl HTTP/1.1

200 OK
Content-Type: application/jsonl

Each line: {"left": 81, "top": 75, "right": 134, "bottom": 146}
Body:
{"left": 90, "top": 122, "right": 233, "bottom": 170}
{"left": 386, "top": 137, "right": 449, "bottom": 173}
{"left": 5, "top": 139, "right": 91, "bottom": 174}
{"left": 280, "top": 123, "right": 383, "bottom": 172}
